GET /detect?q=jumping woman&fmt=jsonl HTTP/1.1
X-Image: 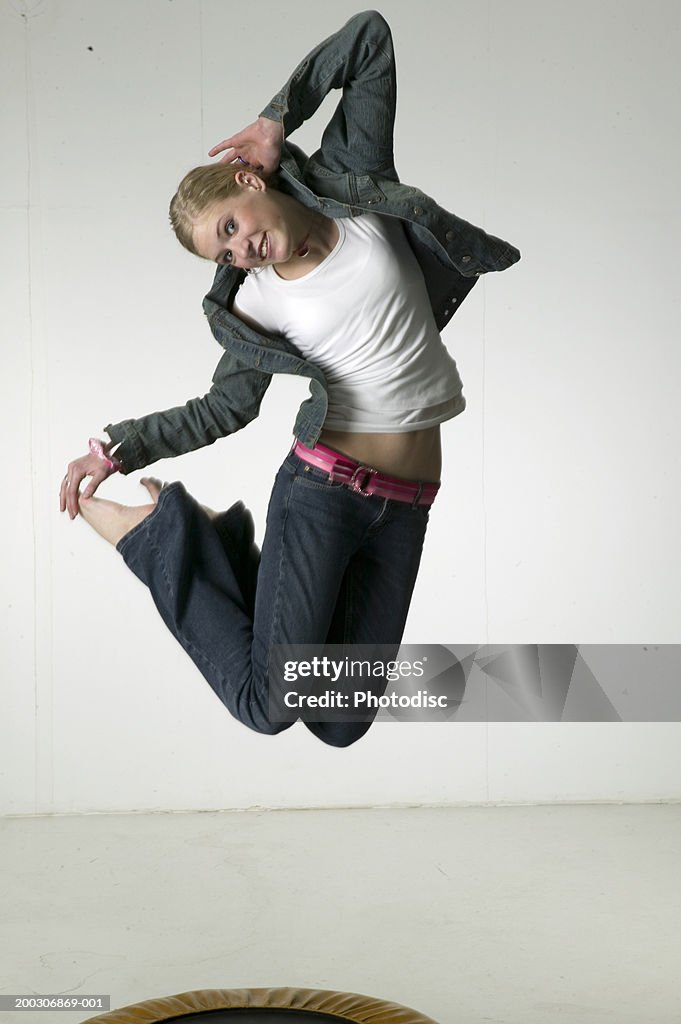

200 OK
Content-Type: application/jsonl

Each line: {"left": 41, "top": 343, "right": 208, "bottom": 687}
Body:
{"left": 59, "top": 11, "right": 519, "bottom": 747}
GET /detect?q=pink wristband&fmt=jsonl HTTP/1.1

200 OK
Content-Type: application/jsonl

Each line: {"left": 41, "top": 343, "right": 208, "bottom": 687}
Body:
{"left": 89, "top": 437, "right": 123, "bottom": 473}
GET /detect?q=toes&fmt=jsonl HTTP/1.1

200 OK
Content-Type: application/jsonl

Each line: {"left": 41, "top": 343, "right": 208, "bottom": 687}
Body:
{"left": 140, "top": 476, "right": 165, "bottom": 502}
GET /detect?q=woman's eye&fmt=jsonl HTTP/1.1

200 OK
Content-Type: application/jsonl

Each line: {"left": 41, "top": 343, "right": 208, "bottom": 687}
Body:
{"left": 226, "top": 219, "right": 236, "bottom": 235}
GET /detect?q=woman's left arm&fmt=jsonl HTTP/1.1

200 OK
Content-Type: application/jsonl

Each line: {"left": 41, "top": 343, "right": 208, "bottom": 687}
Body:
{"left": 210, "top": 10, "right": 398, "bottom": 179}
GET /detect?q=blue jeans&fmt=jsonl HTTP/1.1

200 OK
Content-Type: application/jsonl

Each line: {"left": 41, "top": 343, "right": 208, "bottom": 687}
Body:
{"left": 117, "top": 448, "right": 431, "bottom": 747}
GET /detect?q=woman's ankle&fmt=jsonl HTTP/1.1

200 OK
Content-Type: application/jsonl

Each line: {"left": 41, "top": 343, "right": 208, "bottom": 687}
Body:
{"left": 78, "top": 496, "right": 156, "bottom": 547}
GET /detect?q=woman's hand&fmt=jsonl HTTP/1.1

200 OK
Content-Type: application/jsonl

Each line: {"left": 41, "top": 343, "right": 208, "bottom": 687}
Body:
{"left": 208, "top": 116, "right": 284, "bottom": 179}
{"left": 59, "top": 446, "right": 116, "bottom": 520}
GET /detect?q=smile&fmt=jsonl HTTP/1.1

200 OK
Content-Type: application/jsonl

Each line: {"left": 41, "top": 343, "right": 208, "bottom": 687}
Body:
{"left": 259, "top": 234, "right": 268, "bottom": 260}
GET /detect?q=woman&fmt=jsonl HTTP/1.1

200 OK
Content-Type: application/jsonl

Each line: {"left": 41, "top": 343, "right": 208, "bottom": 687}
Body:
{"left": 59, "top": 11, "right": 519, "bottom": 746}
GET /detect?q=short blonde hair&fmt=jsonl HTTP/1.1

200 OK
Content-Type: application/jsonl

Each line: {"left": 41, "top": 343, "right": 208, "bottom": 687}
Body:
{"left": 169, "top": 163, "right": 243, "bottom": 257}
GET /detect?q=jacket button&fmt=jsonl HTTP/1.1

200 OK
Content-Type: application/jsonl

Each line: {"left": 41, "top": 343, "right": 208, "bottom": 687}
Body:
{"left": 444, "top": 308, "right": 450, "bottom": 317}
{"left": 461, "top": 255, "right": 472, "bottom": 263}
{"left": 446, "top": 230, "right": 455, "bottom": 240}
{"left": 413, "top": 206, "right": 424, "bottom": 216}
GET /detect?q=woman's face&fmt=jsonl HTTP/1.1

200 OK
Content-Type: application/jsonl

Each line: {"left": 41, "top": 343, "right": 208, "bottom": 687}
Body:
{"left": 192, "top": 172, "right": 305, "bottom": 270}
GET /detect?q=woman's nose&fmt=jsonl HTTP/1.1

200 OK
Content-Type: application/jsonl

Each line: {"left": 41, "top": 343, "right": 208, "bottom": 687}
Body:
{"left": 236, "top": 235, "right": 254, "bottom": 263}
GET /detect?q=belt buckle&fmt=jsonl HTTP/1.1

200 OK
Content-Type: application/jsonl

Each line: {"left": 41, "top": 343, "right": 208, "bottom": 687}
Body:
{"left": 349, "top": 464, "right": 377, "bottom": 497}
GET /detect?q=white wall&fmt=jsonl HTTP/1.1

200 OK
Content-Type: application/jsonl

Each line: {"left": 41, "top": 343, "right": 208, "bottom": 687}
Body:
{"left": 2, "top": 0, "right": 680, "bottom": 814}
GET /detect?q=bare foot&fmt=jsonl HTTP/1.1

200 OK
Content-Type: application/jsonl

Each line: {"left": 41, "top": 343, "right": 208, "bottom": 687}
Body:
{"left": 140, "top": 476, "right": 166, "bottom": 503}
{"left": 140, "top": 476, "right": 217, "bottom": 519}
{"left": 78, "top": 495, "right": 156, "bottom": 546}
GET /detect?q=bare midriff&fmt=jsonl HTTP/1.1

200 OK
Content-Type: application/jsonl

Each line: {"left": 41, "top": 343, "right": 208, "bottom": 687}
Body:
{"left": 318, "top": 424, "right": 442, "bottom": 484}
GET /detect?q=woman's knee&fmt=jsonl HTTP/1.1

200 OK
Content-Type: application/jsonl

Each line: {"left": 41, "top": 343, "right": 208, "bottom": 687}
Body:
{"left": 304, "top": 720, "right": 374, "bottom": 748}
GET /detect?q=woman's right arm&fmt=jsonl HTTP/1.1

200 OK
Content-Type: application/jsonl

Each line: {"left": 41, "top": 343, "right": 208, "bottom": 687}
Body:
{"left": 60, "top": 349, "right": 271, "bottom": 518}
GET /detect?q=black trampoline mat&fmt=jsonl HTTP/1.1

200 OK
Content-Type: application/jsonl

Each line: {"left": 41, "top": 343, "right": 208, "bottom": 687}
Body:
{"left": 158, "top": 1009, "right": 358, "bottom": 1024}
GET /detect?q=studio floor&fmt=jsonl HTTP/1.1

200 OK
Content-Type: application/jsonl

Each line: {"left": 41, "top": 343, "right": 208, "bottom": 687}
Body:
{"left": 2, "top": 803, "right": 680, "bottom": 1024}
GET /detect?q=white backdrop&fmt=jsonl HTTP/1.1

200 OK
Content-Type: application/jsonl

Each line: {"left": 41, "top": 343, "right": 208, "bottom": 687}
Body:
{"left": 2, "top": 0, "right": 680, "bottom": 814}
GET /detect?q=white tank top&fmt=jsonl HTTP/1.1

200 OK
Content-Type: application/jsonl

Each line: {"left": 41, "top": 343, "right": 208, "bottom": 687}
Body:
{"left": 233, "top": 213, "right": 464, "bottom": 432}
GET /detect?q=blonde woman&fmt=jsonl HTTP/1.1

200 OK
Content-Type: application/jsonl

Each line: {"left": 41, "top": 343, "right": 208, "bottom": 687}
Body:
{"left": 60, "top": 11, "right": 519, "bottom": 746}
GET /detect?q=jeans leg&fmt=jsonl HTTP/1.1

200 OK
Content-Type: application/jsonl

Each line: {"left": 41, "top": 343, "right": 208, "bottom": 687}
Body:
{"left": 115, "top": 462, "right": 364, "bottom": 737}
{"left": 211, "top": 501, "right": 261, "bottom": 619}
{"left": 115, "top": 455, "right": 432, "bottom": 746}
{"left": 116, "top": 481, "right": 284, "bottom": 732}
{"left": 247, "top": 457, "right": 366, "bottom": 726}
{"left": 305, "top": 498, "right": 430, "bottom": 747}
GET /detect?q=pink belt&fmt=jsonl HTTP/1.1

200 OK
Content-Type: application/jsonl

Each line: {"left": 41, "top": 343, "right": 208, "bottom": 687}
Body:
{"left": 293, "top": 440, "right": 440, "bottom": 506}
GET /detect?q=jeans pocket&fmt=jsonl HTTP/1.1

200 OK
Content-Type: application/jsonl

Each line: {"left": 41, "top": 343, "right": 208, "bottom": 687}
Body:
{"left": 293, "top": 463, "right": 348, "bottom": 492}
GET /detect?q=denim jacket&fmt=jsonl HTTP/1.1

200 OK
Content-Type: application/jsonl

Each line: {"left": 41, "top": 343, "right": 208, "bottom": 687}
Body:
{"left": 106, "top": 10, "right": 520, "bottom": 472}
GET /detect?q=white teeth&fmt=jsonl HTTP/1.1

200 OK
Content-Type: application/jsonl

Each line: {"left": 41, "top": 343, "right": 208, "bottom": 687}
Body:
{"left": 260, "top": 235, "right": 267, "bottom": 259}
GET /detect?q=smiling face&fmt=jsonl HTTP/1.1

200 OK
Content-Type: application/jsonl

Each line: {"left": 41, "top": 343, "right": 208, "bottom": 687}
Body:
{"left": 191, "top": 170, "right": 308, "bottom": 271}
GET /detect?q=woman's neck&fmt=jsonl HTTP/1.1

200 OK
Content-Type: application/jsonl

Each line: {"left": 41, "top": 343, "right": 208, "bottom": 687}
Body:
{"left": 274, "top": 203, "right": 339, "bottom": 280}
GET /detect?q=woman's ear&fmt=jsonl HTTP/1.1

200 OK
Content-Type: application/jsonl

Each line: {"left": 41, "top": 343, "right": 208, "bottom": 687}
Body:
{"left": 235, "top": 169, "right": 266, "bottom": 191}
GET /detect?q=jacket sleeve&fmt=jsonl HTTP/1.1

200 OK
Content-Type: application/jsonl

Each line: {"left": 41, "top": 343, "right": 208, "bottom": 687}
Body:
{"left": 104, "top": 348, "right": 272, "bottom": 474}
{"left": 259, "top": 10, "right": 397, "bottom": 178}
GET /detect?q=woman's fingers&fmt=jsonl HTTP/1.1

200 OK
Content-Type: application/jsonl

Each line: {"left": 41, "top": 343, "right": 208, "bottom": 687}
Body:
{"left": 207, "top": 141, "right": 248, "bottom": 167}
{"left": 60, "top": 455, "right": 110, "bottom": 519}
{"left": 209, "top": 120, "right": 281, "bottom": 176}
{"left": 60, "top": 468, "right": 83, "bottom": 519}
{"left": 59, "top": 474, "right": 69, "bottom": 514}
{"left": 60, "top": 464, "right": 83, "bottom": 518}
{"left": 210, "top": 144, "right": 257, "bottom": 168}
{"left": 208, "top": 132, "right": 245, "bottom": 157}
{"left": 80, "top": 472, "right": 106, "bottom": 502}
{"left": 208, "top": 139, "right": 233, "bottom": 157}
